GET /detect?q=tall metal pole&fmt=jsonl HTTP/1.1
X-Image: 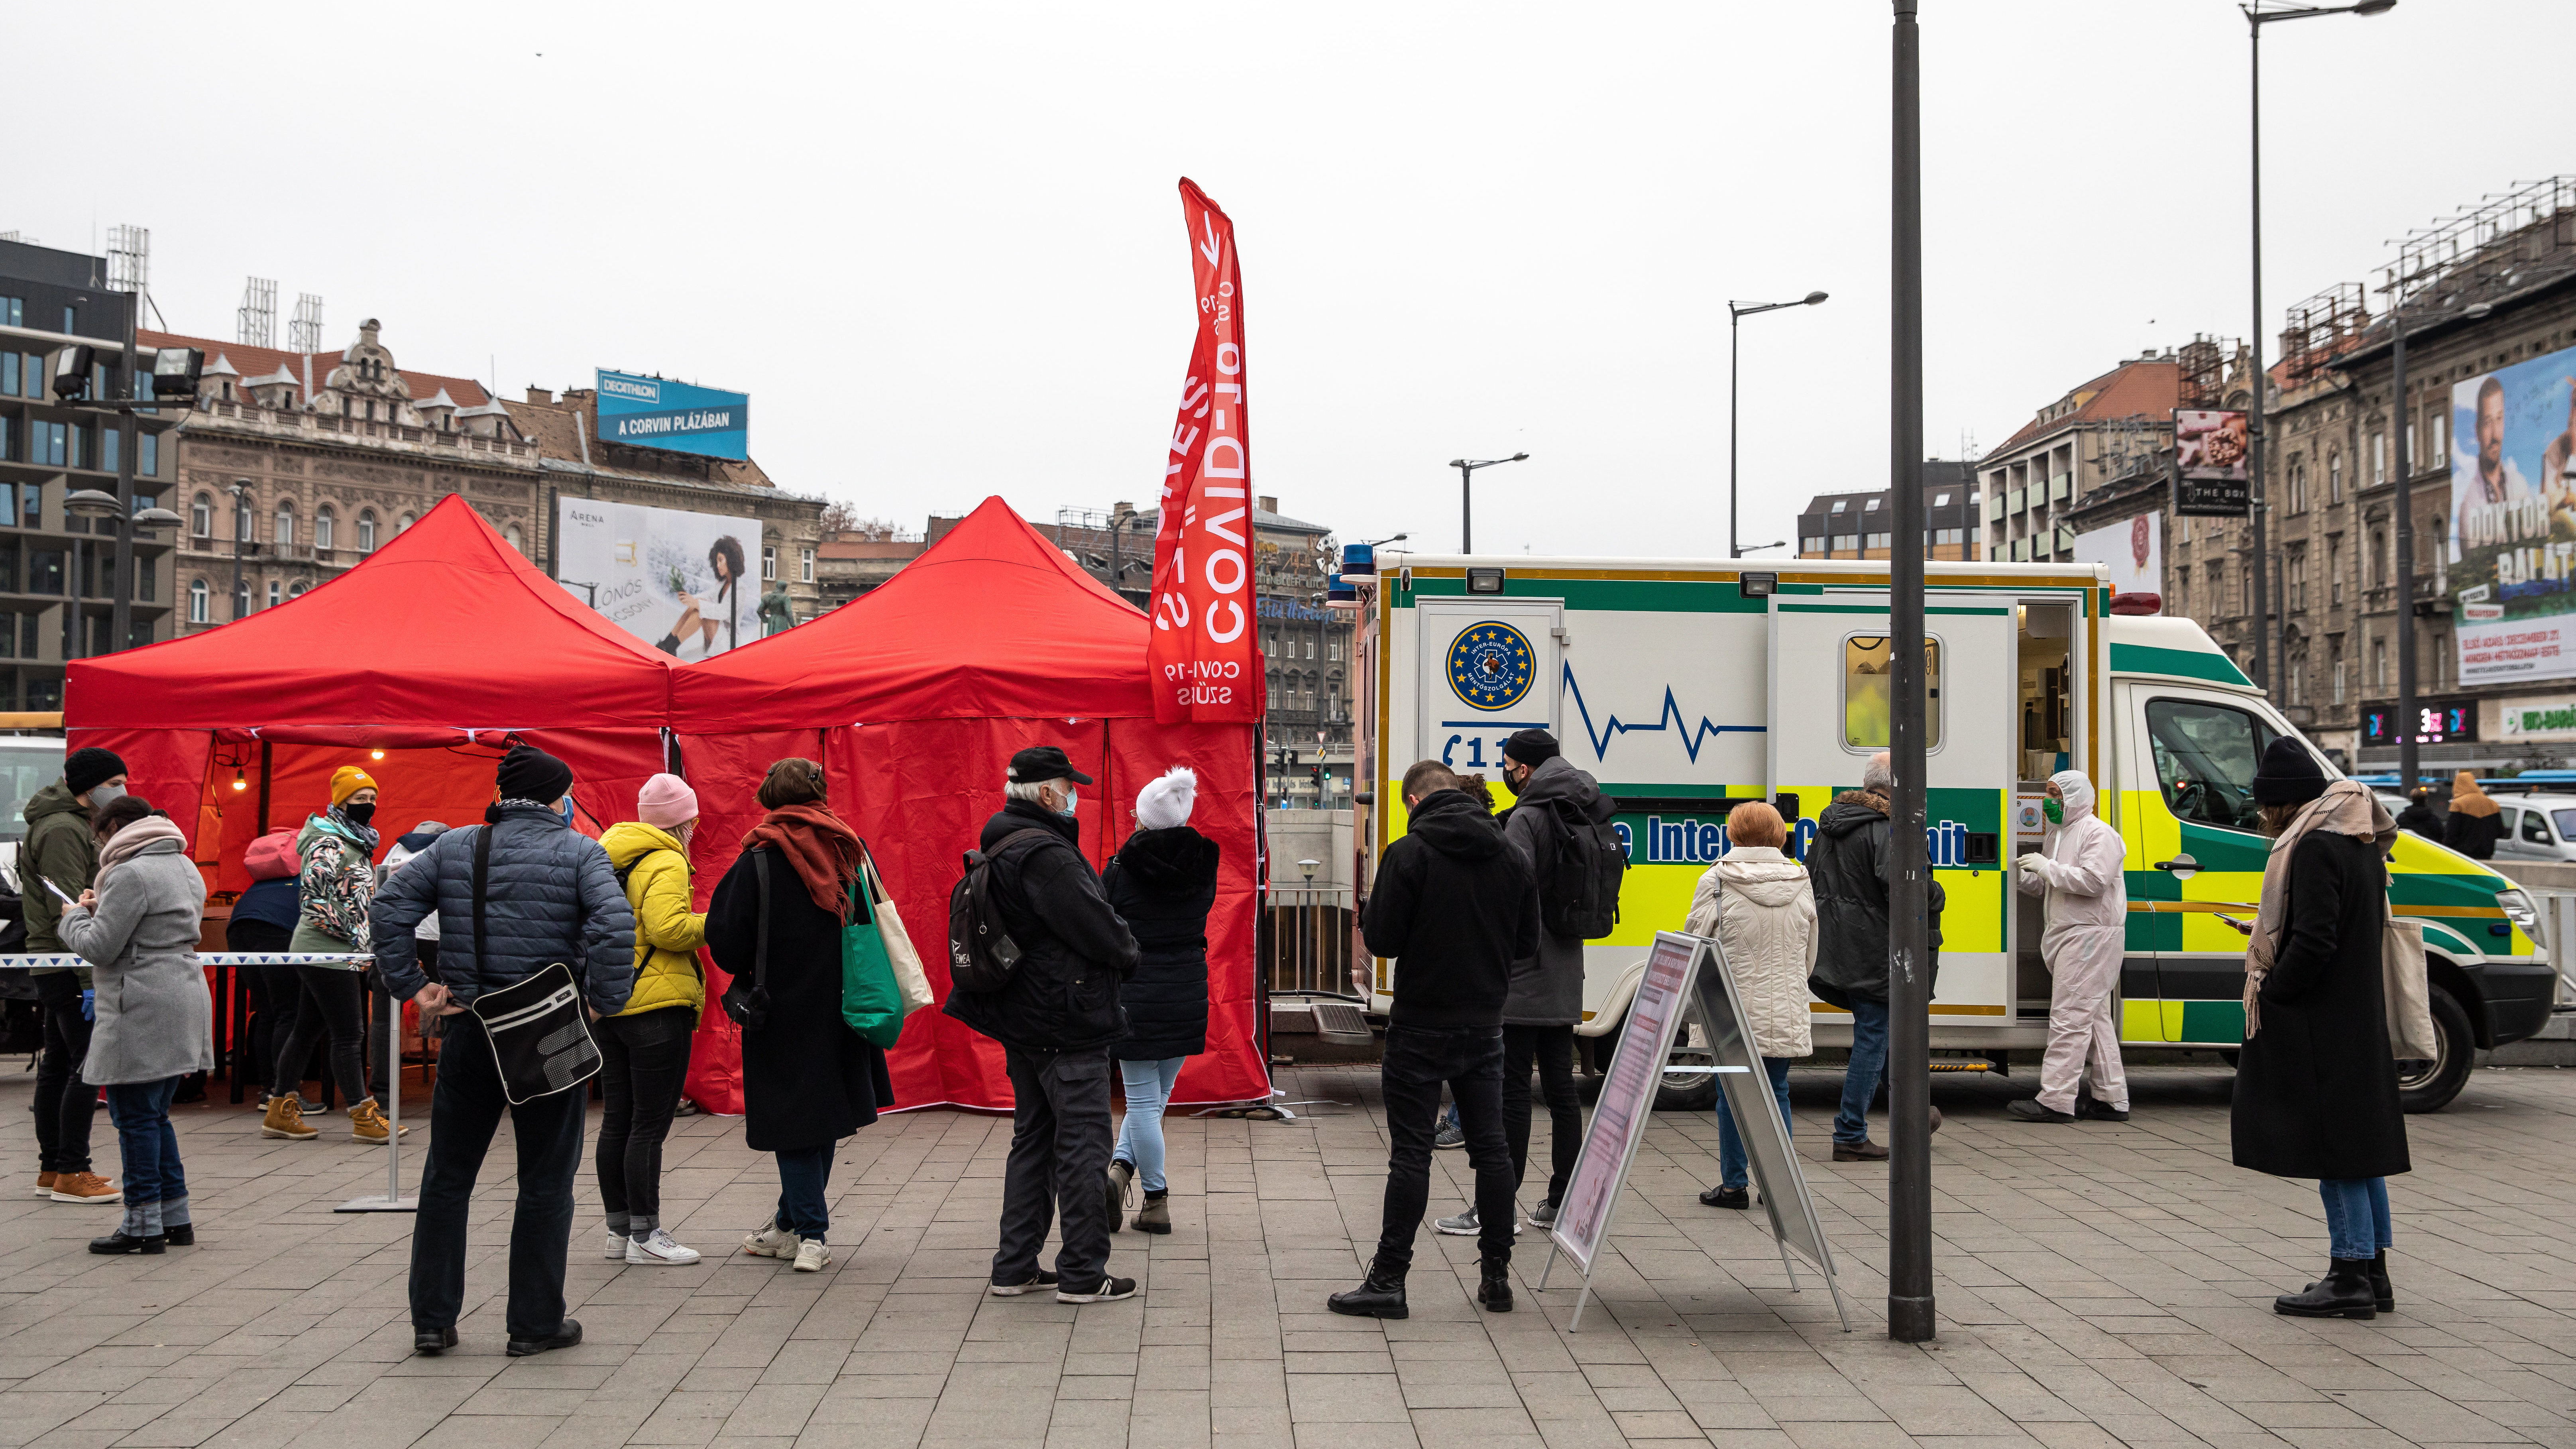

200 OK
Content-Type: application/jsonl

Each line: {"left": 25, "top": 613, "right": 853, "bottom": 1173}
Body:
{"left": 1730, "top": 308, "right": 1742, "bottom": 558}
{"left": 231, "top": 481, "right": 249, "bottom": 621}
{"left": 2246, "top": 12, "right": 2273, "bottom": 697}
{"left": 1886, "top": 0, "right": 1935, "bottom": 1345}
{"left": 2392, "top": 303, "right": 2416, "bottom": 792}
{"left": 112, "top": 312, "right": 136, "bottom": 655}
{"left": 1458, "top": 462, "right": 1473, "bottom": 553}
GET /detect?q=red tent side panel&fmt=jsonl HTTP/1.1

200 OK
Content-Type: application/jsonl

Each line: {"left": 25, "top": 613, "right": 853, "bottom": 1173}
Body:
{"left": 673, "top": 718, "right": 1262, "bottom": 1115}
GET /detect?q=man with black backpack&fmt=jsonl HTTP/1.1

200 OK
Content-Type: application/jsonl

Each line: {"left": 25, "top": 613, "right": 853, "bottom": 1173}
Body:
{"left": 1431, "top": 729, "right": 1615, "bottom": 1240}
{"left": 943, "top": 745, "right": 1142, "bottom": 1305}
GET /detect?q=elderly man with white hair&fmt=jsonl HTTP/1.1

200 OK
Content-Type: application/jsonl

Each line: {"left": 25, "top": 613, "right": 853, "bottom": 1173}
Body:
{"left": 1806, "top": 750, "right": 1944, "bottom": 1159}
{"left": 2008, "top": 769, "right": 2131, "bottom": 1123}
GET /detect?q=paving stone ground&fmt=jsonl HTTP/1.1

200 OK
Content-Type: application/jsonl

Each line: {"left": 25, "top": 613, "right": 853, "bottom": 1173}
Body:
{"left": 2, "top": 1058, "right": 2572, "bottom": 1449}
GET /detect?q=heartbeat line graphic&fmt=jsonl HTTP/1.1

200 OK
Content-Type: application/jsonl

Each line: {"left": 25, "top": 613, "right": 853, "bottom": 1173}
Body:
{"left": 1562, "top": 662, "right": 1764, "bottom": 763}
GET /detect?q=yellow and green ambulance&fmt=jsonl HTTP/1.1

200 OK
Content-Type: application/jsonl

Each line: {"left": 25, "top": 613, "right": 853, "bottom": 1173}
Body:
{"left": 1344, "top": 550, "right": 2555, "bottom": 1113}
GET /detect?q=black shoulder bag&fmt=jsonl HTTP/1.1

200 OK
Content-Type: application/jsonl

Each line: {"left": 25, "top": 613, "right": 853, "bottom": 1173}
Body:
{"left": 464, "top": 823, "right": 605, "bottom": 1104}
{"left": 720, "top": 849, "right": 773, "bottom": 1029}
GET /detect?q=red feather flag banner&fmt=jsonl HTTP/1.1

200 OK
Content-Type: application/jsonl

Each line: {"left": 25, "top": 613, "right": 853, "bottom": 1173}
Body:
{"left": 1147, "top": 179, "right": 1262, "bottom": 725}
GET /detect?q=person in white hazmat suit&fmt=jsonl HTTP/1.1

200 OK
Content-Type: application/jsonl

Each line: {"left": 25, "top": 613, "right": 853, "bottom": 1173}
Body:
{"left": 2006, "top": 769, "right": 2132, "bottom": 1124}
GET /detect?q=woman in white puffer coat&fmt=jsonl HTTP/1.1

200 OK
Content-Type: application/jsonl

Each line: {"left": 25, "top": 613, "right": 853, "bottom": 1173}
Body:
{"left": 1682, "top": 801, "right": 1817, "bottom": 1210}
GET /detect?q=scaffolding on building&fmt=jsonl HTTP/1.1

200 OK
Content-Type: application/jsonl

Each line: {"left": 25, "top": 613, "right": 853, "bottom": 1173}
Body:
{"left": 2177, "top": 332, "right": 2245, "bottom": 407}
{"left": 106, "top": 225, "right": 149, "bottom": 325}
{"left": 2280, "top": 283, "right": 2368, "bottom": 386}
{"left": 288, "top": 293, "right": 324, "bottom": 354}
{"left": 238, "top": 277, "right": 277, "bottom": 349}
{"left": 2381, "top": 175, "right": 2576, "bottom": 305}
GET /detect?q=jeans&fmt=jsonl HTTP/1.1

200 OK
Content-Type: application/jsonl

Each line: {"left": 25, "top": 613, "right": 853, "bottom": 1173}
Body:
{"left": 993, "top": 1045, "right": 1116, "bottom": 1290}
{"left": 1715, "top": 1056, "right": 1796, "bottom": 1190}
{"left": 2319, "top": 1177, "right": 2392, "bottom": 1261}
{"left": 31, "top": 971, "right": 95, "bottom": 1175}
{"left": 596, "top": 1006, "right": 696, "bottom": 1235}
{"left": 410, "top": 1016, "right": 587, "bottom": 1338}
{"left": 1502, "top": 1023, "right": 1581, "bottom": 1206}
{"left": 1835, "top": 998, "right": 1890, "bottom": 1145}
{"left": 774, "top": 1144, "right": 835, "bottom": 1242}
{"left": 273, "top": 965, "right": 367, "bottom": 1107}
{"left": 1376, "top": 1024, "right": 1514, "bottom": 1275}
{"left": 1113, "top": 1056, "right": 1185, "bottom": 1192}
{"left": 103, "top": 1077, "right": 186, "bottom": 1236}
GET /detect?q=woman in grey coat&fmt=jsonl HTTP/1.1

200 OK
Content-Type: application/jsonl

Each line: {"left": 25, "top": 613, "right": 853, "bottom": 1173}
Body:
{"left": 61, "top": 795, "right": 213, "bottom": 1255}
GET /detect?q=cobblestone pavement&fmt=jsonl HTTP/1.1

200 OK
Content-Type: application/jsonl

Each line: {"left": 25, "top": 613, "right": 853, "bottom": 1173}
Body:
{"left": 1, "top": 1060, "right": 2572, "bottom": 1449}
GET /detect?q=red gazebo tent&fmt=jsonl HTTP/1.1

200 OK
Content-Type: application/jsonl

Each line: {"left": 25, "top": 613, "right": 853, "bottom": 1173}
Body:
{"left": 672, "top": 497, "right": 1264, "bottom": 1114}
{"left": 68, "top": 493, "right": 675, "bottom": 893}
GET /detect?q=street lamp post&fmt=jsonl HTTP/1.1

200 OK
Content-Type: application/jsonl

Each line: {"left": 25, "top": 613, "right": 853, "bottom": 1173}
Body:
{"left": 2245, "top": 0, "right": 2396, "bottom": 697}
{"left": 230, "top": 479, "right": 251, "bottom": 622}
{"left": 64, "top": 490, "right": 123, "bottom": 662}
{"left": 1448, "top": 454, "right": 1528, "bottom": 553}
{"left": 1729, "top": 291, "right": 1829, "bottom": 558}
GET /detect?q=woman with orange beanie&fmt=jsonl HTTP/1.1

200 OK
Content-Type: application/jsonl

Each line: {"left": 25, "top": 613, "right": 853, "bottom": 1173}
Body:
{"left": 263, "top": 765, "right": 405, "bottom": 1145}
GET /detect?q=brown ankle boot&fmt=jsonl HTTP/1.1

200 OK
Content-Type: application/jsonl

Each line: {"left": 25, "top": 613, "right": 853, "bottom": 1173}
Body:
{"left": 1132, "top": 1192, "right": 1171, "bottom": 1235}
{"left": 349, "top": 1099, "right": 407, "bottom": 1143}
{"left": 261, "top": 1095, "right": 318, "bottom": 1141}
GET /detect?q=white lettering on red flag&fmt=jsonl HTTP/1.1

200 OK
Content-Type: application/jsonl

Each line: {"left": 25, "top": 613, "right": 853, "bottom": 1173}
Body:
{"left": 1147, "top": 179, "right": 1261, "bottom": 724}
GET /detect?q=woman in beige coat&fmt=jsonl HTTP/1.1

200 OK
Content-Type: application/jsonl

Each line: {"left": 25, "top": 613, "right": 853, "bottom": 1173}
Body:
{"left": 1682, "top": 802, "right": 1817, "bottom": 1209}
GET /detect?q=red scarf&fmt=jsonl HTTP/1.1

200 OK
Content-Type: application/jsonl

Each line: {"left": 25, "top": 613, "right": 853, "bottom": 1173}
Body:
{"left": 743, "top": 802, "right": 866, "bottom": 920}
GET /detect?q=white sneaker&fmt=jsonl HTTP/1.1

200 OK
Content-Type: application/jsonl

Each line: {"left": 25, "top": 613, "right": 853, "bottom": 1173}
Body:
{"left": 627, "top": 1229, "right": 701, "bottom": 1265}
{"left": 603, "top": 1231, "right": 630, "bottom": 1260}
{"left": 793, "top": 1237, "right": 831, "bottom": 1273}
{"left": 743, "top": 1222, "right": 798, "bottom": 1258}
{"left": 1434, "top": 1207, "right": 1521, "bottom": 1237}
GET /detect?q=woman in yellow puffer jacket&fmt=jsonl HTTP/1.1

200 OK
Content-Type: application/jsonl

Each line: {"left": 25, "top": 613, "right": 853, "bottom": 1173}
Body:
{"left": 594, "top": 774, "right": 707, "bottom": 1265}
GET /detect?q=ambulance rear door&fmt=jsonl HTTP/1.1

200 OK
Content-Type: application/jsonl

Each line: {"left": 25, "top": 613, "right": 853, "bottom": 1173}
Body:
{"left": 1415, "top": 598, "right": 1565, "bottom": 773}
{"left": 1769, "top": 593, "right": 2016, "bottom": 1027}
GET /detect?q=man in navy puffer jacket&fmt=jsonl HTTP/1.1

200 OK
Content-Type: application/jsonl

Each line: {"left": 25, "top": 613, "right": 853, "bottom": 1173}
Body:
{"left": 370, "top": 744, "right": 634, "bottom": 1360}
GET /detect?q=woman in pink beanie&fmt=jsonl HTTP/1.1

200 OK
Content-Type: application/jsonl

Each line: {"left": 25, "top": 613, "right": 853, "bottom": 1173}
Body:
{"left": 594, "top": 773, "right": 708, "bottom": 1264}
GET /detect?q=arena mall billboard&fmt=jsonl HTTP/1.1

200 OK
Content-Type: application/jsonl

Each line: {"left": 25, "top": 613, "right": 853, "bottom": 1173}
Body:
{"left": 555, "top": 497, "right": 758, "bottom": 659}
{"left": 595, "top": 370, "right": 749, "bottom": 461}
{"left": 2448, "top": 340, "right": 2576, "bottom": 684}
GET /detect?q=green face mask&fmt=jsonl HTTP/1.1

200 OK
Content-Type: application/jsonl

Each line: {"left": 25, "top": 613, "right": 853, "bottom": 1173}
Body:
{"left": 2042, "top": 797, "right": 2064, "bottom": 824}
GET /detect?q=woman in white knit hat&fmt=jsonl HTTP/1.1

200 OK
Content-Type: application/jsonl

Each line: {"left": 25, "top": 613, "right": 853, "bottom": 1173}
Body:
{"left": 1100, "top": 767, "right": 1220, "bottom": 1235}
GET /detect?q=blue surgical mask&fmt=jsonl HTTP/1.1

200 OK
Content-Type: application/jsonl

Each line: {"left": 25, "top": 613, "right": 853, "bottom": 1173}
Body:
{"left": 1058, "top": 788, "right": 1079, "bottom": 818}
{"left": 557, "top": 798, "right": 575, "bottom": 826}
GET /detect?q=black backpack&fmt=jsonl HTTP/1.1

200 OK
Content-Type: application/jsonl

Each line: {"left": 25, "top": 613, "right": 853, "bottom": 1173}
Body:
{"left": 948, "top": 829, "right": 1050, "bottom": 993}
{"left": 1538, "top": 799, "right": 1627, "bottom": 940}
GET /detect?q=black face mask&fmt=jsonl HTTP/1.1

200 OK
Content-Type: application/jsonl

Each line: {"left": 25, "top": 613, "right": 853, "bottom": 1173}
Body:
{"left": 342, "top": 802, "right": 377, "bottom": 830}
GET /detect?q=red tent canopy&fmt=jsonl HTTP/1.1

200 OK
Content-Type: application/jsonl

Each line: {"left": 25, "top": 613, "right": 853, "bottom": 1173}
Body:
{"left": 673, "top": 498, "right": 1265, "bottom": 1114}
{"left": 68, "top": 493, "right": 674, "bottom": 889}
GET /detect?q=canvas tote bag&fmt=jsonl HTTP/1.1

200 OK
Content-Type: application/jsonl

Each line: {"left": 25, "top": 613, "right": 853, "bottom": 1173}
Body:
{"left": 2383, "top": 908, "right": 2438, "bottom": 1060}
{"left": 861, "top": 843, "right": 934, "bottom": 1014}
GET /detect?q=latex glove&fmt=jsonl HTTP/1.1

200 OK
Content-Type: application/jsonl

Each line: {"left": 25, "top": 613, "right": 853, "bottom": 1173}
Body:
{"left": 2016, "top": 852, "right": 2050, "bottom": 881}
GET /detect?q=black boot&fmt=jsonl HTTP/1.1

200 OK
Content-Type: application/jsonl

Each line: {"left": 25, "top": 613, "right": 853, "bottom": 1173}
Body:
{"left": 88, "top": 1230, "right": 165, "bottom": 1255}
{"left": 2370, "top": 1250, "right": 2394, "bottom": 1313}
{"left": 1328, "top": 1266, "right": 1408, "bottom": 1319}
{"left": 2275, "top": 1260, "right": 2376, "bottom": 1319}
{"left": 1476, "top": 1259, "right": 1513, "bottom": 1313}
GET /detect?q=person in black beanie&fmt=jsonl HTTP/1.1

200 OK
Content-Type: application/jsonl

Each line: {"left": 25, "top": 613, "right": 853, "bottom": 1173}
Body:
{"left": 25, "top": 746, "right": 127, "bottom": 1205}
{"left": 371, "top": 742, "right": 635, "bottom": 1358}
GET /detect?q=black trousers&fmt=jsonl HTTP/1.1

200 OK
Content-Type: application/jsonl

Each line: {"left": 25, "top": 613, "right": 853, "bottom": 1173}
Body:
{"left": 226, "top": 920, "right": 300, "bottom": 1086}
{"left": 1503, "top": 1023, "right": 1582, "bottom": 1207}
{"left": 31, "top": 971, "right": 94, "bottom": 1175}
{"left": 273, "top": 965, "right": 367, "bottom": 1106}
{"left": 410, "top": 1016, "right": 586, "bottom": 1339}
{"left": 1377, "top": 1023, "right": 1514, "bottom": 1276}
{"left": 993, "top": 1045, "right": 1114, "bottom": 1290}
{"left": 596, "top": 1006, "right": 697, "bottom": 1232}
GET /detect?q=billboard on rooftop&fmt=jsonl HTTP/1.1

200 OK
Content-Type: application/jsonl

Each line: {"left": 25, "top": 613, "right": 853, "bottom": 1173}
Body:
{"left": 594, "top": 369, "right": 749, "bottom": 461}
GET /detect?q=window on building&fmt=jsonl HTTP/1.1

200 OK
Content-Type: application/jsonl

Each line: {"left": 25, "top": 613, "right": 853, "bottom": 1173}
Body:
{"left": 396, "top": 512, "right": 415, "bottom": 535}
{"left": 0, "top": 416, "right": 11, "bottom": 464}
{"left": 188, "top": 579, "right": 208, "bottom": 624}
{"left": 234, "top": 493, "right": 252, "bottom": 541}
{"left": 98, "top": 428, "right": 118, "bottom": 476}
{"left": 2373, "top": 637, "right": 2387, "bottom": 689}
{"left": 61, "top": 305, "right": 75, "bottom": 334}
{"left": 1305, "top": 637, "right": 1316, "bottom": 660}
{"left": 2370, "top": 528, "right": 2386, "bottom": 587}
{"left": 1830, "top": 500, "right": 1847, "bottom": 514}
{"left": 358, "top": 509, "right": 377, "bottom": 552}
{"left": 288, "top": 582, "right": 308, "bottom": 599}
{"left": 275, "top": 499, "right": 294, "bottom": 548}
{"left": 801, "top": 546, "right": 815, "bottom": 584}
{"left": 33, "top": 422, "right": 65, "bottom": 468}
{"left": 234, "top": 578, "right": 250, "bottom": 619}
{"left": 2288, "top": 552, "right": 2307, "bottom": 610}
{"left": 2433, "top": 407, "right": 2449, "bottom": 462}
{"left": 0, "top": 298, "right": 16, "bottom": 327}
{"left": 1802, "top": 535, "right": 1827, "bottom": 554}
{"left": 2372, "top": 431, "right": 2386, "bottom": 484}
{"left": 1933, "top": 492, "right": 1951, "bottom": 507}
{"left": 503, "top": 524, "right": 524, "bottom": 554}
{"left": 2290, "top": 656, "right": 2305, "bottom": 707}
{"left": 30, "top": 550, "right": 61, "bottom": 595}
{"left": 266, "top": 581, "right": 281, "bottom": 609}
{"left": 762, "top": 545, "right": 777, "bottom": 581}
{"left": 314, "top": 505, "right": 335, "bottom": 552}
{"left": 2328, "top": 537, "right": 2343, "bottom": 604}
{"left": 2288, "top": 457, "right": 2306, "bottom": 514}
{"left": 2331, "top": 641, "right": 2346, "bottom": 704}
{"left": 1865, "top": 532, "right": 1892, "bottom": 549}
{"left": 0, "top": 353, "right": 14, "bottom": 398}
{"left": 137, "top": 432, "right": 156, "bottom": 478}
{"left": 1864, "top": 498, "right": 1881, "bottom": 512}
{"left": 2327, "top": 447, "right": 2342, "bottom": 502}
{"left": 2435, "top": 629, "right": 2450, "bottom": 689}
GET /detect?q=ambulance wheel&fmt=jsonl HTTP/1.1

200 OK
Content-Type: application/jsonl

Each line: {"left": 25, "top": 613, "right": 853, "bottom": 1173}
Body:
{"left": 1653, "top": 997, "right": 1719, "bottom": 1113}
{"left": 2397, "top": 987, "right": 2474, "bottom": 1114}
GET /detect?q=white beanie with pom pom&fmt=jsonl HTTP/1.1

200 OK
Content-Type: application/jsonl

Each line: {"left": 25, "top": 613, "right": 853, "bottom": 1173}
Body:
{"left": 1135, "top": 766, "right": 1199, "bottom": 832}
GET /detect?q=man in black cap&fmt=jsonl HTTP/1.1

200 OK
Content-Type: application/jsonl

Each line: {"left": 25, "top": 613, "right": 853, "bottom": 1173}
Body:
{"left": 945, "top": 744, "right": 1142, "bottom": 1304}
{"left": 373, "top": 743, "right": 635, "bottom": 1358}
{"left": 23, "top": 746, "right": 127, "bottom": 1205}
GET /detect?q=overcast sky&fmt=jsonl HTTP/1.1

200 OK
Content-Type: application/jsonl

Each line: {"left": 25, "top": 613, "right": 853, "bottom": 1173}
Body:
{"left": 14, "top": 2, "right": 2568, "bottom": 560}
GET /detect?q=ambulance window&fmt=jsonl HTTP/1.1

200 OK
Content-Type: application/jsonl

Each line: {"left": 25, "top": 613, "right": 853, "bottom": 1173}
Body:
{"left": 2143, "top": 697, "right": 2278, "bottom": 832}
{"left": 1842, "top": 636, "right": 1941, "bottom": 751}
{"left": 2524, "top": 810, "right": 2553, "bottom": 844}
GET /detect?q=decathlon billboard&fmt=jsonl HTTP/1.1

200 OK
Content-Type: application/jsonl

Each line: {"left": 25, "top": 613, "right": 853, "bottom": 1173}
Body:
{"left": 594, "top": 370, "right": 749, "bottom": 460}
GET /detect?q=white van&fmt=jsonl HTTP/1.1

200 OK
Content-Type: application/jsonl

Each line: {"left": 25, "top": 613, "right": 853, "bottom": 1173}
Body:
{"left": 1341, "top": 551, "right": 2554, "bottom": 1113}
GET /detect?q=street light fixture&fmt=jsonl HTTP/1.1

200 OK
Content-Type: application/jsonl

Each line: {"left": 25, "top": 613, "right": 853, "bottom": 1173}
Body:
{"left": 1730, "top": 291, "right": 1828, "bottom": 558}
{"left": 2244, "top": 0, "right": 2395, "bottom": 698}
{"left": 63, "top": 490, "right": 122, "bottom": 663}
{"left": 1448, "top": 456, "right": 1527, "bottom": 553}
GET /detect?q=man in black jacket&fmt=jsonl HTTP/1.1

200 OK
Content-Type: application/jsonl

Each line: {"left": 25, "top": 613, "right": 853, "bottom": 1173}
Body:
{"left": 1806, "top": 750, "right": 1943, "bottom": 1160}
{"left": 944, "top": 745, "right": 1143, "bottom": 1305}
{"left": 1331, "top": 760, "right": 1539, "bottom": 1320}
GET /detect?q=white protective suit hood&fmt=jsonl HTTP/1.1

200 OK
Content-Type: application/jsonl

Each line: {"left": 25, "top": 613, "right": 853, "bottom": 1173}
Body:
{"left": 2047, "top": 769, "right": 2097, "bottom": 825}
